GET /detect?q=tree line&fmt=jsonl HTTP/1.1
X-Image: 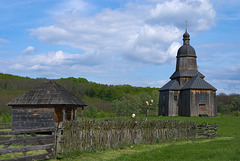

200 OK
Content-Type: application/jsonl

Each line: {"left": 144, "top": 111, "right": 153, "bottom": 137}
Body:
{"left": 0, "top": 73, "right": 158, "bottom": 118}
{"left": 0, "top": 73, "right": 239, "bottom": 119}
{"left": 217, "top": 93, "right": 240, "bottom": 116}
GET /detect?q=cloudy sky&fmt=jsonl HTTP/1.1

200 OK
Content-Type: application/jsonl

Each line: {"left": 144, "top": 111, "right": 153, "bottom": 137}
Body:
{"left": 0, "top": 0, "right": 239, "bottom": 94}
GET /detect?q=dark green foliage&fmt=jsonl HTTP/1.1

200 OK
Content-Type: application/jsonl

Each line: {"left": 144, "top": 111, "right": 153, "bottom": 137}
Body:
{"left": 217, "top": 93, "right": 240, "bottom": 114}
{"left": 111, "top": 93, "right": 142, "bottom": 116}
{"left": 59, "top": 77, "right": 89, "bottom": 84}
{"left": 1, "top": 113, "right": 11, "bottom": 123}
{"left": 217, "top": 94, "right": 240, "bottom": 115}
{"left": 0, "top": 73, "right": 159, "bottom": 117}
{"left": 231, "top": 96, "right": 240, "bottom": 112}
{"left": 0, "top": 73, "right": 30, "bottom": 80}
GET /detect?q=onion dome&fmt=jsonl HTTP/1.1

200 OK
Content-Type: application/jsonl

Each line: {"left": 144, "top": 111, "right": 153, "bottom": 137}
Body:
{"left": 177, "top": 30, "right": 196, "bottom": 57}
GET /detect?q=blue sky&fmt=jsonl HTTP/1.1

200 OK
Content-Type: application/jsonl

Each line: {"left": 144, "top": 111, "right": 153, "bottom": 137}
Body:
{"left": 0, "top": 0, "right": 239, "bottom": 94}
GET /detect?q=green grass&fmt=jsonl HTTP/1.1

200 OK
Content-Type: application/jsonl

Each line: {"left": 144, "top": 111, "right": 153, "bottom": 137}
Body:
{"left": 55, "top": 115, "right": 240, "bottom": 161}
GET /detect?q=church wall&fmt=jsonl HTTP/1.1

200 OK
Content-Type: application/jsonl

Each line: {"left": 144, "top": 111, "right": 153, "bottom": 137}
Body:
{"left": 179, "top": 90, "right": 191, "bottom": 116}
{"left": 189, "top": 90, "right": 216, "bottom": 116}
{"left": 177, "top": 57, "right": 197, "bottom": 71}
{"left": 168, "top": 91, "right": 180, "bottom": 116}
{"left": 158, "top": 91, "right": 169, "bottom": 116}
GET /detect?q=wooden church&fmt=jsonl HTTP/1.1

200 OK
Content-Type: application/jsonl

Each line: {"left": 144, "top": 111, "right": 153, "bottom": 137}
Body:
{"left": 8, "top": 80, "right": 87, "bottom": 130}
{"left": 158, "top": 30, "right": 217, "bottom": 117}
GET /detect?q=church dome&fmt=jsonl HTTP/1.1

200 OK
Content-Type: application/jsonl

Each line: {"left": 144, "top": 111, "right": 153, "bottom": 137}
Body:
{"left": 177, "top": 31, "right": 196, "bottom": 57}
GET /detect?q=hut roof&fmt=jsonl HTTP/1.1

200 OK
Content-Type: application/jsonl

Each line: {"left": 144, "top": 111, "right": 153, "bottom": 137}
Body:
{"left": 8, "top": 80, "right": 87, "bottom": 106}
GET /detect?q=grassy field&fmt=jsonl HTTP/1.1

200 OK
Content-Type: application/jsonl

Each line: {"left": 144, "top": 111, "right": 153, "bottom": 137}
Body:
{"left": 56, "top": 115, "right": 240, "bottom": 161}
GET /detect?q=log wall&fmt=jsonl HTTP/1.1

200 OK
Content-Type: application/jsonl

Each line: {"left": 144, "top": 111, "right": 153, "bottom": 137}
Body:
{"left": 12, "top": 106, "right": 55, "bottom": 130}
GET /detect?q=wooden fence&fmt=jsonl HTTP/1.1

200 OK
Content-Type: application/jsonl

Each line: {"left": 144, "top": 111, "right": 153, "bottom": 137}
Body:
{"left": 0, "top": 120, "right": 218, "bottom": 160}
{"left": 0, "top": 127, "right": 55, "bottom": 161}
{"left": 197, "top": 123, "right": 218, "bottom": 139}
{"left": 61, "top": 119, "right": 199, "bottom": 154}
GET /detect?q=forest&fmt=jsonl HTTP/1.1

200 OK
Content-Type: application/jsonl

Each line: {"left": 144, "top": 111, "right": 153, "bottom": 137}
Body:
{"left": 0, "top": 73, "right": 239, "bottom": 121}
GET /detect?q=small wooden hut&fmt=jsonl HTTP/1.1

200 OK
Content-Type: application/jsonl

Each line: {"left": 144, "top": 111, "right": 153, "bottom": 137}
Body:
{"left": 8, "top": 80, "right": 87, "bottom": 130}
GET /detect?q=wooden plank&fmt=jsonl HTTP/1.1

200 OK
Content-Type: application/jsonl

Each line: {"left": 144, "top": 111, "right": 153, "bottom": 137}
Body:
{"left": 62, "top": 107, "right": 65, "bottom": 122}
{"left": 0, "top": 153, "right": 54, "bottom": 161}
{"left": 0, "top": 144, "right": 54, "bottom": 155}
{"left": 0, "top": 127, "right": 54, "bottom": 135}
{"left": 30, "top": 133, "right": 53, "bottom": 154}
{"left": 23, "top": 134, "right": 27, "bottom": 157}
{"left": 1, "top": 135, "right": 18, "bottom": 150}
{"left": 0, "top": 135, "right": 54, "bottom": 147}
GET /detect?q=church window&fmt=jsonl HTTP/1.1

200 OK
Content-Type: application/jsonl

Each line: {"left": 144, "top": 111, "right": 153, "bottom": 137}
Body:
{"left": 189, "top": 60, "right": 193, "bottom": 67}
{"left": 200, "top": 95, "right": 204, "bottom": 102}
{"left": 174, "top": 95, "right": 177, "bottom": 101}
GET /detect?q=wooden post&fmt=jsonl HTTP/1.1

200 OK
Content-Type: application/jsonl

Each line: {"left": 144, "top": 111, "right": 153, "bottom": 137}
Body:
{"left": 75, "top": 108, "right": 77, "bottom": 120}
{"left": 23, "top": 133, "right": 27, "bottom": 156}
{"left": 62, "top": 107, "right": 65, "bottom": 122}
{"left": 55, "top": 122, "right": 62, "bottom": 157}
{"left": 71, "top": 107, "right": 74, "bottom": 120}
{"left": 81, "top": 106, "right": 84, "bottom": 121}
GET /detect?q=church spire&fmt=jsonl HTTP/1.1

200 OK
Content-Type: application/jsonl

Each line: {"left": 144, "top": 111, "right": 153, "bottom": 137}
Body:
{"left": 183, "top": 20, "right": 190, "bottom": 45}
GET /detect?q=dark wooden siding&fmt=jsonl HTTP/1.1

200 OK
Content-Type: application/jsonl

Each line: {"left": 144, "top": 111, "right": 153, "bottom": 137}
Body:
{"left": 158, "top": 91, "right": 169, "bottom": 116}
{"left": 12, "top": 107, "right": 54, "bottom": 130}
{"left": 168, "top": 91, "right": 179, "bottom": 116}
{"left": 190, "top": 90, "right": 217, "bottom": 116}
{"left": 177, "top": 57, "right": 197, "bottom": 71}
{"left": 179, "top": 90, "right": 191, "bottom": 116}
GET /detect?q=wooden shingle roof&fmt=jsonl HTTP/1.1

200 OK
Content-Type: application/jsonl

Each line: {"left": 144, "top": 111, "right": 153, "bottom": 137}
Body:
{"left": 170, "top": 70, "right": 204, "bottom": 79}
{"left": 159, "top": 80, "right": 180, "bottom": 91}
{"left": 8, "top": 80, "right": 87, "bottom": 106}
{"left": 182, "top": 76, "right": 217, "bottom": 91}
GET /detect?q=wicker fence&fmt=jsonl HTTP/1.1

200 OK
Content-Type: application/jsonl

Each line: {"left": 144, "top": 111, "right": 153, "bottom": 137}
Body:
{"left": 61, "top": 119, "right": 199, "bottom": 153}
{"left": 197, "top": 123, "right": 218, "bottom": 139}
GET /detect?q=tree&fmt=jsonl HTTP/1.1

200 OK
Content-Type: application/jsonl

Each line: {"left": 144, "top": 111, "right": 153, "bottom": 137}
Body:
{"left": 89, "top": 105, "right": 98, "bottom": 118}
{"left": 231, "top": 96, "right": 240, "bottom": 112}
{"left": 111, "top": 93, "right": 142, "bottom": 116}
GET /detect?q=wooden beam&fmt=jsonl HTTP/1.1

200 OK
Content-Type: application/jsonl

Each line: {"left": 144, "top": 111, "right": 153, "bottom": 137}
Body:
{"left": 30, "top": 133, "right": 53, "bottom": 154}
{"left": 0, "top": 135, "right": 17, "bottom": 150}
{"left": 71, "top": 107, "right": 73, "bottom": 120}
{"left": 1, "top": 153, "right": 54, "bottom": 161}
{"left": 81, "top": 106, "right": 84, "bottom": 121}
{"left": 23, "top": 134, "right": 27, "bottom": 156}
{"left": 75, "top": 108, "right": 77, "bottom": 120}
{"left": 0, "top": 144, "right": 54, "bottom": 155}
{"left": 0, "top": 135, "right": 54, "bottom": 145}
{"left": 62, "top": 107, "right": 65, "bottom": 122}
{"left": 0, "top": 127, "right": 54, "bottom": 135}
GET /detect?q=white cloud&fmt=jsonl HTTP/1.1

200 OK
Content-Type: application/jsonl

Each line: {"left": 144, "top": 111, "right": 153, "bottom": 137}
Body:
{"left": 148, "top": 0, "right": 216, "bottom": 31}
{"left": 30, "top": 0, "right": 216, "bottom": 66}
{"left": 0, "top": 38, "right": 9, "bottom": 43}
{"left": 0, "top": 0, "right": 221, "bottom": 89}
{"left": 22, "top": 46, "right": 36, "bottom": 55}
{"left": 0, "top": 50, "right": 127, "bottom": 78}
